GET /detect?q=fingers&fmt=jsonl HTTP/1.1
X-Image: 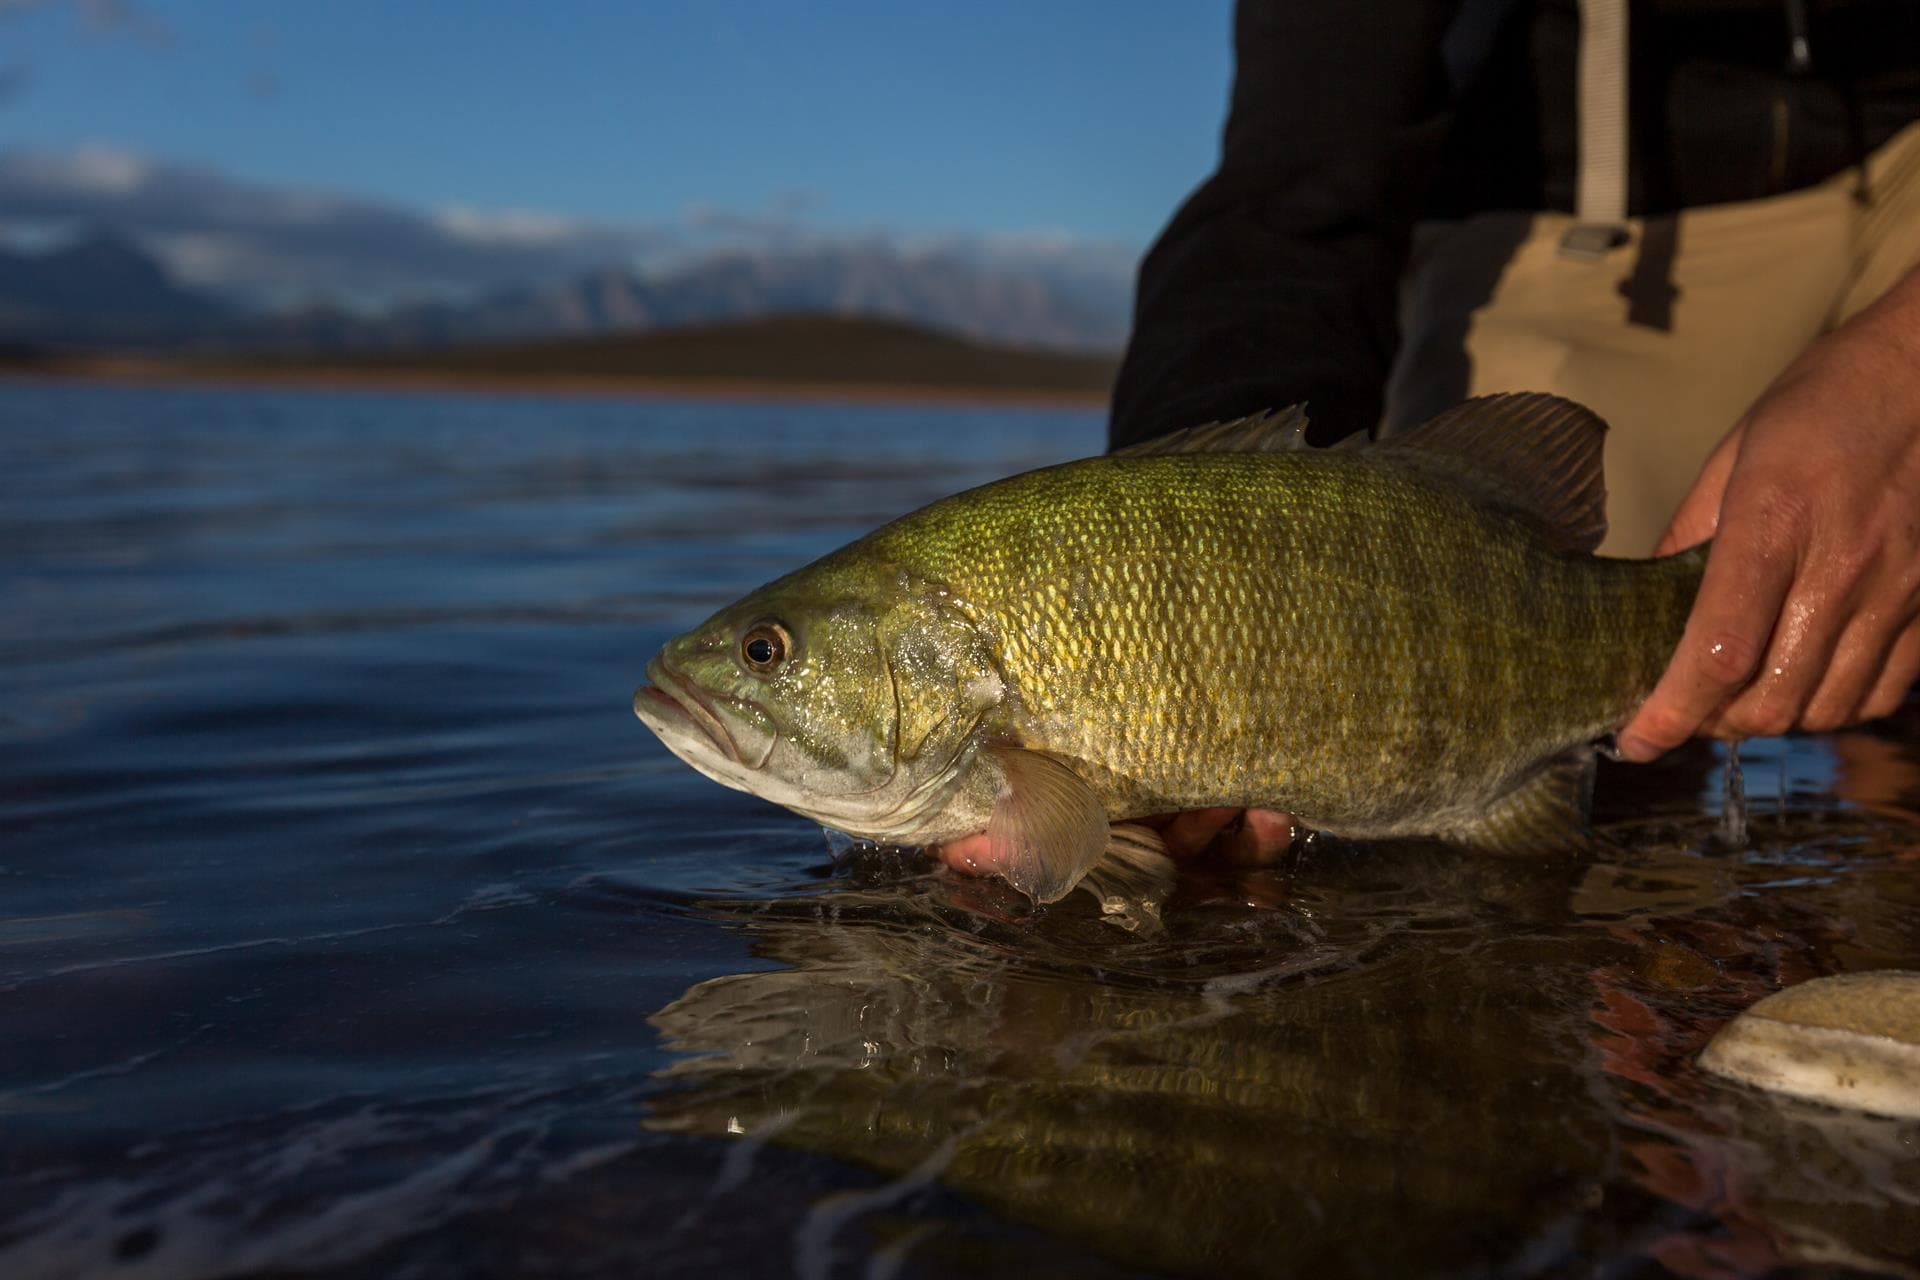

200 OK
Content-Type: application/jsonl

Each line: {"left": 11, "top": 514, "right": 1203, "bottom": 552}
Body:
{"left": 1800, "top": 610, "right": 1900, "bottom": 731}
{"left": 1717, "top": 576, "right": 1860, "bottom": 738}
{"left": 1626, "top": 483, "right": 1920, "bottom": 752}
{"left": 1219, "top": 808, "right": 1298, "bottom": 866}
{"left": 1859, "top": 622, "right": 1920, "bottom": 721}
{"left": 1653, "top": 424, "right": 1743, "bottom": 556}
{"left": 1154, "top": 807, "right": 1298, "bottom": 863}
{"left": 1158, "top": 807, "right": 1243, "bottom": 856}
{"left": 940, "top": 806, "right": 1300, "bottom": 880}
{"left": 1617, "top": 523, "right": 1797, "bottom": 760}
{"left": 936, "top": 832, "right": 993, "bottom": 874}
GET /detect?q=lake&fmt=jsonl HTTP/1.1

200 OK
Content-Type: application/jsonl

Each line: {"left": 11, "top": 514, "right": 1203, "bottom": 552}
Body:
{"left": 1, "top": 379, "right": 1915, "bottom": 1279}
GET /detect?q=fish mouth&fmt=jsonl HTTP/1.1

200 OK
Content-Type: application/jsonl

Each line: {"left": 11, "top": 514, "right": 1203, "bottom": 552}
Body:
{"left": 636, "top": 657, "right": 743, "bottom": 766}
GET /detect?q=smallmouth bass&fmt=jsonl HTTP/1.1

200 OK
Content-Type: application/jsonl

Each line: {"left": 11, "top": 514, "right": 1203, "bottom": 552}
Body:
{"left": 634, "top": 393, "right": 1704, "bottom": 909}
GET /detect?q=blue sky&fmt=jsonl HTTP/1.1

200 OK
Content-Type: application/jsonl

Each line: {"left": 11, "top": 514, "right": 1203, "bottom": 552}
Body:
{"left": 1, "top": 0, "right": 1234, "bottom": 249}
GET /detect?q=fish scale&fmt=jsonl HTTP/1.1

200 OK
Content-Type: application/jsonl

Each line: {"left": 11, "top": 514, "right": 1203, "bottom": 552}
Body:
{"left": 850, "top": 448, "right": 1694, "bottom": 833}
{"left": 635, "top": 394, "right": 1708, "bottom": 905}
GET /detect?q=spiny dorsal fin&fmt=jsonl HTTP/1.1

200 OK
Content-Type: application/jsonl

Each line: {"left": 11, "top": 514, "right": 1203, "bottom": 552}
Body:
{"left": 1435, "top": 746, "right": 1597, "bottom": 856}
{"left": 1112, "top": 404, "right": 1311, "bottom": 457}
{"left": 1380, "top": 392, "right": 1610, "bottom": 553}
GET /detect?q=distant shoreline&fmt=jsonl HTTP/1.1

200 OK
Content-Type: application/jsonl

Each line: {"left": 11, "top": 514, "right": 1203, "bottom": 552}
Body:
{"left": 0, "top": 313, "right": 1122, "bottom": 412}
{"left": 0, "top": 358, "right": 1115, "bottom": 412}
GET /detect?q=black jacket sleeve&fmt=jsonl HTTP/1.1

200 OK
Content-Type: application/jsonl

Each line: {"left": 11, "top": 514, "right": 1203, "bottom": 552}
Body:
{"left": 1108, "top": 0, "right": 1464, "bottom": 450}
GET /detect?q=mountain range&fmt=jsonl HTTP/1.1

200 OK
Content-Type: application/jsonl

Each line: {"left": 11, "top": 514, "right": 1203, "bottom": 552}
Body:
{"left": 0, "top": 231, "right": 1131, "bottom": 355}
{"left": 0, "top": 233, "right": 232, "bottom": 348}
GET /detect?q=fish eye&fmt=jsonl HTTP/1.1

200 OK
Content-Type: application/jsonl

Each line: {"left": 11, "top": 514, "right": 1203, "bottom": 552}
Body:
{"left": 739, "top": 622, "right": 790, "bottom": 673}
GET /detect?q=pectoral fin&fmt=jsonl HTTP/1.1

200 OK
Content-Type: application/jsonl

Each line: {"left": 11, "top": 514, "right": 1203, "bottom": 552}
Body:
{"left": 1437, "top": 747, "right": 1598, "bottom": 856}
{"left": 983, "top": 746, "right": 1111, "bottom": 903}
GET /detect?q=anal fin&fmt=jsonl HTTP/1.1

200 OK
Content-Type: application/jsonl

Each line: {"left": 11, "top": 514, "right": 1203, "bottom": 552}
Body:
{"left": 1437, "top": 747, "right": 1598, "bottom": 856}
{"left": 1076, "top": 823, "right": 1175, "bottom": 933}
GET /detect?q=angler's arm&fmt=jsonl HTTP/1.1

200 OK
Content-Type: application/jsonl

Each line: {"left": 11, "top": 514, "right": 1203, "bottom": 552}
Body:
{"left": 1098, "top": 0, "right": 1463, "bottom": 863}
{"left": 1619, "top": 265, "right": 1920, "bottom": 758}
{"left": 1108, "top": 0, "right": 1462, "bottom": 451}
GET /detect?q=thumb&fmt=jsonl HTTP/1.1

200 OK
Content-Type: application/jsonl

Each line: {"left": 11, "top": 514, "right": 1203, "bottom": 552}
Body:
{"left": 1653, "top": 421, "right": 1744, "bottom": 556}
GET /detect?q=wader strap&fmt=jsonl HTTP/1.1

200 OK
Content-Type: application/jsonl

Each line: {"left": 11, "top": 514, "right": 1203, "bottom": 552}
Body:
{"left": 1562, "top": 0, "right": 1631, "bottom": 258}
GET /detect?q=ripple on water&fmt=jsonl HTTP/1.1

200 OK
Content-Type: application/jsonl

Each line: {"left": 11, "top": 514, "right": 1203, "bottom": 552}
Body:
{"left": 2, "top": 384, "right": 1916, "bottom": 1279}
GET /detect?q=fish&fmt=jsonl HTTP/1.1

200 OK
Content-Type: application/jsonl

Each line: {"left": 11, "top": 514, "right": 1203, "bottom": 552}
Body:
{"left": 633, "top": 392, "right": 1706, "bottom": 909}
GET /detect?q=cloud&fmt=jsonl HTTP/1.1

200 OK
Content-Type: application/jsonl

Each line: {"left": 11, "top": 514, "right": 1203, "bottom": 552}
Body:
{"left": 0, "top": 144, "right": 1139, "bottom": 318}
{"left": 14, "top": 144, "right": 147, "bottom": 193}
{"left": 0, "top": 146, "right": 677, "bottom": 304}
{"left": 433, "top": 205, "right": 601, "bottom": 248}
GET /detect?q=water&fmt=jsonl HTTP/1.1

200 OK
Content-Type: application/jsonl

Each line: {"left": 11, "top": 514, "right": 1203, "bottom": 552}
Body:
{"left": 2, "top": 380, "right": 1916, "bottom": 1279}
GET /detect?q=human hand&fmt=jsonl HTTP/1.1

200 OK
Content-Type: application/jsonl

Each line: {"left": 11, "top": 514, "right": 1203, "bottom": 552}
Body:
{"left": 936, "top": 806, "right": 1298, "bottom": 878}
{"left": 1617, "top": 268, "right": 1920, "bottom": 760}
{"left": 1133, "top": 807, "right": 1299, "bottom": 864}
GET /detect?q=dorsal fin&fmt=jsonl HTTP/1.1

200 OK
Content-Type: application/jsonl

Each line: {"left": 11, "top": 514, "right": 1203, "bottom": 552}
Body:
{"left": 1378, "top": 392, "right": 1610, "bottom": 553}
{"left": 1112, "top": 404, "right": 1311, "bottom": 457}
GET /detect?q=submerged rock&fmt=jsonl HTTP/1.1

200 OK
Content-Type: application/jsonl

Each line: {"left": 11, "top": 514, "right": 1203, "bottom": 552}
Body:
{"left": 1700, "top": 971, "right": 1920, "bottom": 1119}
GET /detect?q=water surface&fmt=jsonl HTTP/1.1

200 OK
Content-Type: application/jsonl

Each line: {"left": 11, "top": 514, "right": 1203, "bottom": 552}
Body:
{"left": 2, "top": 380, "right": 1916, "bottom": 1278}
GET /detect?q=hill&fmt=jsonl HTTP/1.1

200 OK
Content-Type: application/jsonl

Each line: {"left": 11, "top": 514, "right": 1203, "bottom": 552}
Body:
{"left": 2, "top": 313, "right": 1121, "bottom": 404}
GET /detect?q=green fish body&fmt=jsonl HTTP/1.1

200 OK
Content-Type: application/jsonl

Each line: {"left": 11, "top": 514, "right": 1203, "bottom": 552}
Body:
{"left": 635, "top": 394, "right": 1704, "bottom": 906}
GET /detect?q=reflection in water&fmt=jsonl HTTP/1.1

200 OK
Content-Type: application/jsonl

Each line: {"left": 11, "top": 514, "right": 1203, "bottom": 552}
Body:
{"left": 6, "top": 383, "right": 1918, "bottom": 1276}
{"left": 1832, "top": 725, "right": 1920, "bottom": 833}
{"left": 649, "top": 793, "right": 1920, "bottom": 1277}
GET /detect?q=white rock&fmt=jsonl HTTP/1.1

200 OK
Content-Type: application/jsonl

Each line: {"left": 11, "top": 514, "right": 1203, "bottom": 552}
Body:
{"left": 1699, "top": 970, "right": 1920, "bottom": 1119}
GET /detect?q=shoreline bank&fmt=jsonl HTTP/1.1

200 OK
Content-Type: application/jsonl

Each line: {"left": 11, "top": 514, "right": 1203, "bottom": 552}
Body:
{"left": 0, "top": 357, "right": 1114, "bottom": 412}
